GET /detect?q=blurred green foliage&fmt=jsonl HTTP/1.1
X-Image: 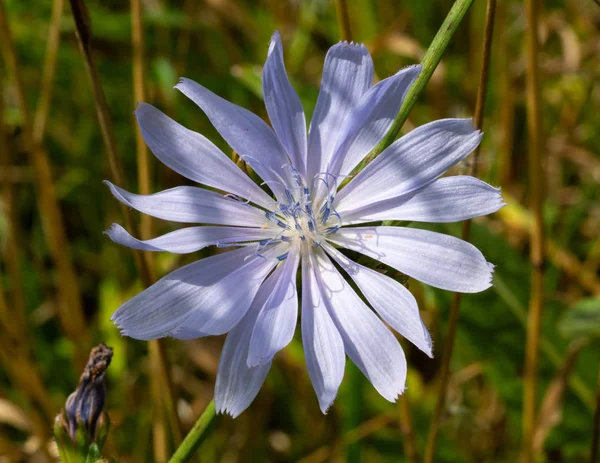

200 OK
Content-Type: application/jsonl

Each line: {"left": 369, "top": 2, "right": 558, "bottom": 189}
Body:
{"left": 1, "top": 0, "right": 599, "bottom": 462}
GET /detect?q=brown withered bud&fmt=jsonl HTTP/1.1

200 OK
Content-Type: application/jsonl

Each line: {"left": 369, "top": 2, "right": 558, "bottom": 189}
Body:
{"left": 64, "top": 342, "right": 113, "bottom": 442}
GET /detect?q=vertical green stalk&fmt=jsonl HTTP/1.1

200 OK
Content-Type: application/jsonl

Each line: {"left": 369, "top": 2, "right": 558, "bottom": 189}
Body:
{"left": 363, "top": 0, "right": 475, "bottom": 163}
{"left": 168, "top": 401, "right": 217, "bottom": 463}
{"left": 522, "top": 0, "right": 545, "bottom": 459}
{"left": 423, "top": 0, "right": 496, "bottom": 461}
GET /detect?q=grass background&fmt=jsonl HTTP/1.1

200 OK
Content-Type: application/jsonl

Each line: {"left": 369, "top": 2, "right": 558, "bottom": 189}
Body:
{"left": 0, "top": 0, "right": 599, "bottom": 461}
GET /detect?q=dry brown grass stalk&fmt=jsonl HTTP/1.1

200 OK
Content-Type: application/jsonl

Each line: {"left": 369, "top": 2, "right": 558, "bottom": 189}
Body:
{"left": 522, "top": 0, "right": 546, "bottom": 458}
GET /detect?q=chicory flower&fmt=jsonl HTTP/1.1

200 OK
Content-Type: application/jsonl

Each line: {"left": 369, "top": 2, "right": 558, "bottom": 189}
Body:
{"left": 106, "top": 31, "right": 504, "bottom": 417}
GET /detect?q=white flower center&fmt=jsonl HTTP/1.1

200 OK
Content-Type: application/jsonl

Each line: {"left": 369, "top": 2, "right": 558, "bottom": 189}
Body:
{"left": 257, "top": 168, "right": 342, "bottom": 260}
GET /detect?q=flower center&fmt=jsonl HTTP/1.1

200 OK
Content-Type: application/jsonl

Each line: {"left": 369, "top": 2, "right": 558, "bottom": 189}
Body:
{"left": 258, "top": 169, "right": 342, "bottom": 259}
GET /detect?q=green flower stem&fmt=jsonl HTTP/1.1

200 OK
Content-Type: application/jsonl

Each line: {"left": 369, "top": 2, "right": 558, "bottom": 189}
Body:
{"left": 168, "top": 400, "right": 217, "bottom": 463}
{"left": 360, "top": 0, "right": 475, "bottom": 168}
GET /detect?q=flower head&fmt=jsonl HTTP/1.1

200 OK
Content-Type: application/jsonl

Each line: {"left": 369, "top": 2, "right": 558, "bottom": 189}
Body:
{"left": 106, "top": 31, "right": 504, "bottom": 417}
{"left": 63, "top": 343, "right": 113, "bottom": 441}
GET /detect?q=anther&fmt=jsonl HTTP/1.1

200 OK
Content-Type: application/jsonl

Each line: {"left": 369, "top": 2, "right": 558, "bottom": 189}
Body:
{"left": 321, "top": 205, "right": 331, "bottom": 224}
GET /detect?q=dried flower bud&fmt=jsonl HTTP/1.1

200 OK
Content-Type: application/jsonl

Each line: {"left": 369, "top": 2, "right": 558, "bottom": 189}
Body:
{"left": 64, "top": 342, "right": 113, "bottom": 442}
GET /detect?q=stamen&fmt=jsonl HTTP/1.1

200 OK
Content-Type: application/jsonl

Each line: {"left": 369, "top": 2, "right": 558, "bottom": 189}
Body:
{"left": 251, "top": 166, "right": 345, "bottom": 253}
{"left": 282, "top": 164, "right": 306, "bottom": 189}
{"left": 285, "top": 188, "right": 295, "bottom": 204}
{"left": 325, "top": 226, "right": 339, "bottom": 235}
{"left": 265, "top": 211, "right": 291, "bottom": 230}
{"left": 320, "top": 205, "right": 331, "bottom": 224}
{"left": 305, "top": 203, "right": 314, "bottom": 217}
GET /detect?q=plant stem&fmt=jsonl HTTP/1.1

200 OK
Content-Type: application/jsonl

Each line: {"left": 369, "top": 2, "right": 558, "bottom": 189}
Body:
{"left": 423, "top": 1, "right": 496, "bottom": 462}
{"left": 522, "top": 0, "right": 545, "bottom": 458}
{"left": 335, "top": 0, "right": 352, "bottom": 42}
{"left": 131, "top": 0, "right": 152, "bottom": 239}
{"left": 345, "top": 363, "right": 362, "bottom": 463}
{"left": 363, "top": 0, "right": 475, "bottom": 165}
{"left": 0, "top": 70, "right": 26, "bottom": 338}
{"left": 168, "top": 400, "right": 216, "bottom": 463}
{"left": 398, "top": 395, "right": 419, "bottom": 463}
{"left": 32, "top": 0, "right": 64, "bottom": 144}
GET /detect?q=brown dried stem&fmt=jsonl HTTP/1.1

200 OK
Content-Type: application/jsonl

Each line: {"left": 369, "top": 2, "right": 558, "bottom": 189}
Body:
{"left": 522, "top": 0, "right": 545, "bottom": 459}
{"left": 131, "top": 0, "right": 152, "bottom": 239}
{"left": 32, "top": 0, "right": 64, "bottom": 144}
{"left": 335, "top": 0, "right": 352, "bottom": 42}
{"left": 0, "top": 69, "right": 26, "bottom": 337}
{"left": 0, "top": 281, "right": 54, "bottom": 460}
{"left": 398, "top": 396, "right": 419, "bottom": 463}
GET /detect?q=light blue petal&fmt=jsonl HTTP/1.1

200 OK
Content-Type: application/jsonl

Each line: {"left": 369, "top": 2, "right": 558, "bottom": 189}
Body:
{"left": 175, "top": 78, "right": 294, "bottom": 200}
{"left": 301, "top": 252, "right": 345, "bottom": 413}
{"left": 312, "top": 248, "right": 407, "bottom": 402}
{"left": 247, "top": 246, "right": 300, "bottom": 367}
{"left": 341, "top": 176, "right": 505, "bottom": 224}
{"left": 168, "top": 245, "right": 285, "bottom": 338}
{"left": 111, "top": 247, "right": 278, "bottom": 340}
{"left": 328, "top": 226, "right": 494, "bottom": 293}
{"left": 335, "top": 119, "right": 482, "bottom": 212}
{"left": 263, "top": 31, "right": 307, "bottom": 174}
{"left": 326, "top": 65, "right": 421, "bottom": 180}
{"left": 323, "top": 243, "right": 432, "bottom": 357}
{"left": 105, "top": 223, "right": 276, "bottom": 254}
{"left": 215, "top": 271, "right": 280, "bottom": 418}
{"left": 306, "top": 41, "right": 373, "bottom": 182}
{"left": 135, "top": 103, "right": 275, "bottom": 210}
{"left": 105, "top": 181, "right": 267, "bottom": 227}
